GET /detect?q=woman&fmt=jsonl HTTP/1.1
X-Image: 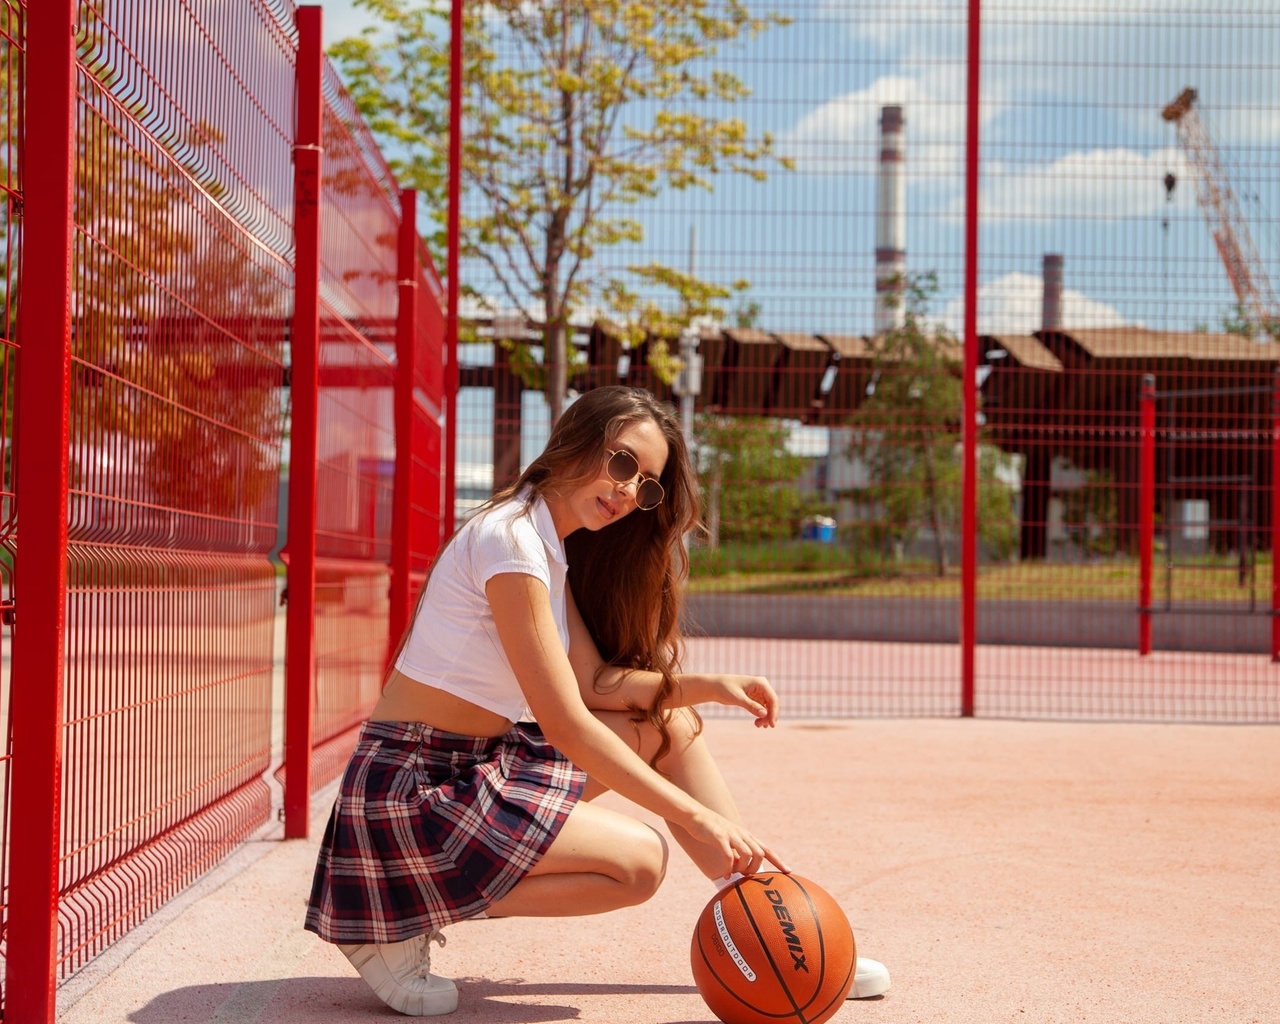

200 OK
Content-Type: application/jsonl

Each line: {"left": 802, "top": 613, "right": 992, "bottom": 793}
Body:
{"left": 304, "top": 386, "right": 888, "bottom": 1015}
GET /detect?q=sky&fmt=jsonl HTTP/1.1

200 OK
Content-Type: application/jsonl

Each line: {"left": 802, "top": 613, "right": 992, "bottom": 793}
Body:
{"left": 315, "top": 0, "right": 376, "bottom": 46}
{"left": 312, "top": 0, "right": 1280, "bottom": 463}
{"left": 314, "top": 0, "right": 1279, "bottom": 331}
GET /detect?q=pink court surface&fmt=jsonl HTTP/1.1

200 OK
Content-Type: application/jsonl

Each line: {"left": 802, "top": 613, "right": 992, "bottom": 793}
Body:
{"left": 56, "top": 646, "right": 1278, "bottom": 1024}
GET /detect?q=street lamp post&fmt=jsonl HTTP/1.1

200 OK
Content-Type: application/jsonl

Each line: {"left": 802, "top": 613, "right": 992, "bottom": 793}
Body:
{"left": 673, "top": 327, "right": 703, "bottom": 550}
{"left": 674, "top": 327, "right": 702, "bottom": 449}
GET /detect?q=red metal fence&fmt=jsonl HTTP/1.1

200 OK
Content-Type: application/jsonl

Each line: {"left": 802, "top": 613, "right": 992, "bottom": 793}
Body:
{"left": 4, "top": 0, "right": 1280, "bottom": 1019}
{"left": 393, "top": 188, "right": 448, "bottom": 634}
{"left": 0, "top": 0, "right": 22, "bottom": 1014}
{"left": 54, "top": 0, "right": 295, "bottom": 985}
{"left": 306, "top": 45, "right": 403, "bottom": 798}
{"left": 4, "top": 3, "right": 447, "bottom": 1020}
{"left": 451, "top": 0, "right": 1280, "bottom": 721}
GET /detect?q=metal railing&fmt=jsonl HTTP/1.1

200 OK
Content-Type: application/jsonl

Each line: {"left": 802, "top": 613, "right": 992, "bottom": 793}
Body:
{"left": 4, "top": 4, "right": 447, "bottom": 1020}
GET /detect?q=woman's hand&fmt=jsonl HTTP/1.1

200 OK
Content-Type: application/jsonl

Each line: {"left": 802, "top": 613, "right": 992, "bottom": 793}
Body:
{"left": 684, "top": 806, "right": 790, "bottom": 879}
{"left": 692, "top": 674, "right": 780, "bottom": 728}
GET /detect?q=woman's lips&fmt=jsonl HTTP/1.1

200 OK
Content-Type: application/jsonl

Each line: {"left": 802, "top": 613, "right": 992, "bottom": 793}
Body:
{"left": 597, "top": 496, "right": 618, "bottom": 519}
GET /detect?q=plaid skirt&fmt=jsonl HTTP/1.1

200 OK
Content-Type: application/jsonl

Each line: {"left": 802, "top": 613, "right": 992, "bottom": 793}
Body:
{"left": 304, "top": 719, "right": 586, "bottom": 944}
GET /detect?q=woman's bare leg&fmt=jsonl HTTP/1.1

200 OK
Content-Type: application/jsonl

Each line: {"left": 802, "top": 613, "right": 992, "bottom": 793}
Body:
{"left": 490, "top": 709, "right": 741, "bottom": 919}
{"left": 584, "top": 707, "right": 744, "bottom": 880}
{"left": 484, "top": 800, "right": 668, "bottom": 918}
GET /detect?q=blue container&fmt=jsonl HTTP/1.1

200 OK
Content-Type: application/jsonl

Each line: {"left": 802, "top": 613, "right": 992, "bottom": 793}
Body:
{"left": 800, "top": 516, "right": 837, "bottom": 543}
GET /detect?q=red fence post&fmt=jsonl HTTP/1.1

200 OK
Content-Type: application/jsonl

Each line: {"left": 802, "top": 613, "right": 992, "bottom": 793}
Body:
{"left": 1138, "top": 374, "right": 1155, "bottom": 657}
{"left": 284, "top": 5, "right": 323, "bottom": 839}
{"left": 390, "top": 189, "right": 419, "bottom": 657}
{"left": 443, "top": 0, "right": 463, "bottom": 538}
{"left": 1272, "top": 367, "right": 1279, "bottom": 662}
{"left": 959, "top": 0, "right": 981, "bottom": 718}
{"left": 8, "top": 1, "right": 76, "bottom": 1020}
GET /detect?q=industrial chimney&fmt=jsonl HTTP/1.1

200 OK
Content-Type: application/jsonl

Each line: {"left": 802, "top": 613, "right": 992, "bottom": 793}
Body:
{"left": 875, "top": 105, "right": 906, "bottom": 336}
{"left": 1041, "top": 253, "right": 1064, "bottom": 331}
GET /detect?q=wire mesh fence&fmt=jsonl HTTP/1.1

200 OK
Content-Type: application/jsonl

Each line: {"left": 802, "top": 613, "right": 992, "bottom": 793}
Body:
{"left": 5, "top": 0, "right": 1280, "bottom": 1018}
{"left": 53, "top": 0, "right": 295, "bottom": 978}
{"left": 307, "top": 57, "right": 401, "bottom": 777}
{"left": 0, "top": 0, "right": 20, "bottom": 1004}
{"left": 406, "top": 229, "right": 448, "bottom": 594}
{"left": 449, "top": 0, "right": 1280, "bottom": 721}
{"left": 5, "top": 0, "right": 447, "bottom": 1010}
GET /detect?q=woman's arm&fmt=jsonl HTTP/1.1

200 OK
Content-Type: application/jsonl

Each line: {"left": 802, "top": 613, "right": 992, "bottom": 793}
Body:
{"left": 564, "top": 586, "right": 780, "bottom": 727}
{"left": 487, "top": 571, "right": 786, "bottom": 876}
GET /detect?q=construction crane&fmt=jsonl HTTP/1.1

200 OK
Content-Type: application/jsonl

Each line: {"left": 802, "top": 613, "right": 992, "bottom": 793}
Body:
{"left": 1162, "top": 87, "right": 1279, "bottom": 341}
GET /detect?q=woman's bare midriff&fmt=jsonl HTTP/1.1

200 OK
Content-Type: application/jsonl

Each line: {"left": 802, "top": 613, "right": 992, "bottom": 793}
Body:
{"left": 370, "top": 668, "right": 515, "bottom": 738}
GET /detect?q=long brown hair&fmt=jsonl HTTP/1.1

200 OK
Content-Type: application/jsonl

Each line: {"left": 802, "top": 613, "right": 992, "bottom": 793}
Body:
{"left": 503, "top": 386, "right": 703, "bottom": 769}
{"left": 389, "top": 386, "right": 702, "bottom": 769}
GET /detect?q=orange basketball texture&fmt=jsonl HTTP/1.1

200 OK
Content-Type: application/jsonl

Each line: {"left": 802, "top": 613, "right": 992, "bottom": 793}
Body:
{"left": 690, "top": 874, "right": 856, "bottom": 1024}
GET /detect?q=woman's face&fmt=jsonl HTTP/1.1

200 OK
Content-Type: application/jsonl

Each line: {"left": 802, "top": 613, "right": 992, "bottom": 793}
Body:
{"left": 553, "top": 417, "right": 670, "bottom": 537}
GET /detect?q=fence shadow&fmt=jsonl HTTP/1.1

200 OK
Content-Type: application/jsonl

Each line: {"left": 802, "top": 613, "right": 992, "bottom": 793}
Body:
{"left": 125, "top": 976, "right": 706, "bottom": 1024}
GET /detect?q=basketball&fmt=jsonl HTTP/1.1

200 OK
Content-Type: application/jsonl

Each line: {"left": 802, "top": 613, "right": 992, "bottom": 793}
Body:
{"left": 690, "top": 873, "right": 856, "bottom": 1024}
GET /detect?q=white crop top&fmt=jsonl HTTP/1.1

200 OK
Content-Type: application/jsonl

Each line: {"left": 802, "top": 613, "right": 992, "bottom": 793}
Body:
{"left": 394, "top": 492, "right": 569, "bottom": 721}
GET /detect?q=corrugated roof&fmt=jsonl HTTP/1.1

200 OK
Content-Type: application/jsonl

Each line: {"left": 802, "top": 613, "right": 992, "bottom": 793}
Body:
{"left": 773, "top": 332, "right": 831, "bottom": 353}
{"left": 988, "top": 335, "right": 1064, "bottom": 372}
{"left": 1050, "top": 327, "right": 1280, "bottom": 361}
{"left": 866, "top": 332, "right": 963, "bottom": 363}
{"left": 817, "top": 334, "right": 871, "bottom": 358}
{"left": 722, "top": 327, "right": 776, "bottom": 345}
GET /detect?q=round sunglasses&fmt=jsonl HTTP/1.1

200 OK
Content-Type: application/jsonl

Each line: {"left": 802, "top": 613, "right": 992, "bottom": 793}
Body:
{"left": 604, "top": 449, "right": 665, "bottom": 510}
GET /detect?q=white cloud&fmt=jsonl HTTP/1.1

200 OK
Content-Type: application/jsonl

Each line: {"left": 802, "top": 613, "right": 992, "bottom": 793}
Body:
{"left": 942, "top": 270, "right": 1130, "bottom": 336}
{"left": 817, "top": 3, "right": 1280, "bottom": 147}
{"left": 781, "top": 70, "right": 1004, "bottom": 178}
{"left": 823, "top": 0, "right": 1264, "bottom": 49}
{"left": 952, "top": 147, "right": 1193, "bottom": 222}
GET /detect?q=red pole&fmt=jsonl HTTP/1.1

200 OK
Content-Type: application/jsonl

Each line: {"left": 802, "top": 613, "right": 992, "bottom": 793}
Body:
{"left": 443, "top": 0, "right": 463, "bottom": 538}
{"left": 1139, "top": 374, "right": 1155, "bottom": 656}
{"left": 9, "top": 1, "right": 76, "bottom": 1019}
{"left": 959, "top": 0, "right": 981, "bottom": 718}
{"left": 284, "top": 5, "right": 323, "bottom": 839}
{"left": 389, "top": 189, "right": 419, "bottom": 658}
{"left": 1271, "top": 367, "right": 1279, "bottom": 662}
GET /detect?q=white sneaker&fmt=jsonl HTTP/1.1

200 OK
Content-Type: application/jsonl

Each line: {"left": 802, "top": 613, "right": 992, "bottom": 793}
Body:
{"left": 339, "top": 930, "right": 459, "bottom": 1016}
{"left": 848, "top": 956, "right": 891, "bottom": 998}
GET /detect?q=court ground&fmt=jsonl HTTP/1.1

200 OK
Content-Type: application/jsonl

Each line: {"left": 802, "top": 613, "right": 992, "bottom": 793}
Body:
{"left": 57, "top": 713, "right": 1278, "bottom": 1024}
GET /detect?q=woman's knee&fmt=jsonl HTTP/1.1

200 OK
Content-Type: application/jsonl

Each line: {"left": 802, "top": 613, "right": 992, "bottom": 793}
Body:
{"left": 637, "top": 705, "right": 703, "bottom": 757}
{"left": 665, "top": 706, "right": 702, "bottom": 748}
{"left": 537, "top": 803, "right": 668, "bottom": 903}
{"left": 616, "top": 822, "right": 669, "bottom": 905}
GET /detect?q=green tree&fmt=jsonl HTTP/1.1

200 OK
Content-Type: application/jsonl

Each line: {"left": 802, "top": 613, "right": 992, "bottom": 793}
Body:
{"left": 694, "top": 415, "right": 821, "bottom": 547}
{"left": 847, "top": 273, "right": 1016, "bottom": 574}
{"left": 603, "top": 263, "right": 750, "bottom": 384}
{"left": 975, "top": 445, "right": 1019, "bottom": 562}
{"left": 330, "top": 0, "right": 790, "bottom": 422}
{"left": 1193, "top": 302, "right": 1279, "bottom": 340}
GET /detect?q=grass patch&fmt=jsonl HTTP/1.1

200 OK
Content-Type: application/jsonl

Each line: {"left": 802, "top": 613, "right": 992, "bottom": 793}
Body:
{"left": 687, "top": 544, "right": 1273, "bottom": 603}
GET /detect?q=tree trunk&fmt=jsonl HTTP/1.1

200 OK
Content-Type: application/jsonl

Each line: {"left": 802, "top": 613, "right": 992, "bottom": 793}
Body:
{"left": 545, "top": 317, "right": 566, "bottom": 425}
{"left": 543, "top": 218, "right": 567, "bottom": 424}
{"left": 546, "top": 37, "right": 573, "bottom": 427}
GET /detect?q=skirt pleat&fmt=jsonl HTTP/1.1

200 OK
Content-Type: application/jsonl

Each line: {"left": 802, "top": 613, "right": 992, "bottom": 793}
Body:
{"left": 305, "top": 719, "right": 585, "bottom": 944}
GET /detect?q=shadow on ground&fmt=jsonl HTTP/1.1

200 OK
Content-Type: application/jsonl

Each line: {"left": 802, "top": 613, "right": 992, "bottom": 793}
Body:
{"left": 125, "top": 977, "right": 710, "bottom": 1024}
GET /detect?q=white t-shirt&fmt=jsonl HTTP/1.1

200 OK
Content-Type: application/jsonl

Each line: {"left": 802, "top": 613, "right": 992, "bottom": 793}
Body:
{"left": 394, "top": 493, "right": 569, "bottom": 722}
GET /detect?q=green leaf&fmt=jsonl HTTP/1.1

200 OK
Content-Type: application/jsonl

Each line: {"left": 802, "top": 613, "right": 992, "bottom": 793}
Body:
{"left": 328, "top": 0, "right": 792, "bottom": 397}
